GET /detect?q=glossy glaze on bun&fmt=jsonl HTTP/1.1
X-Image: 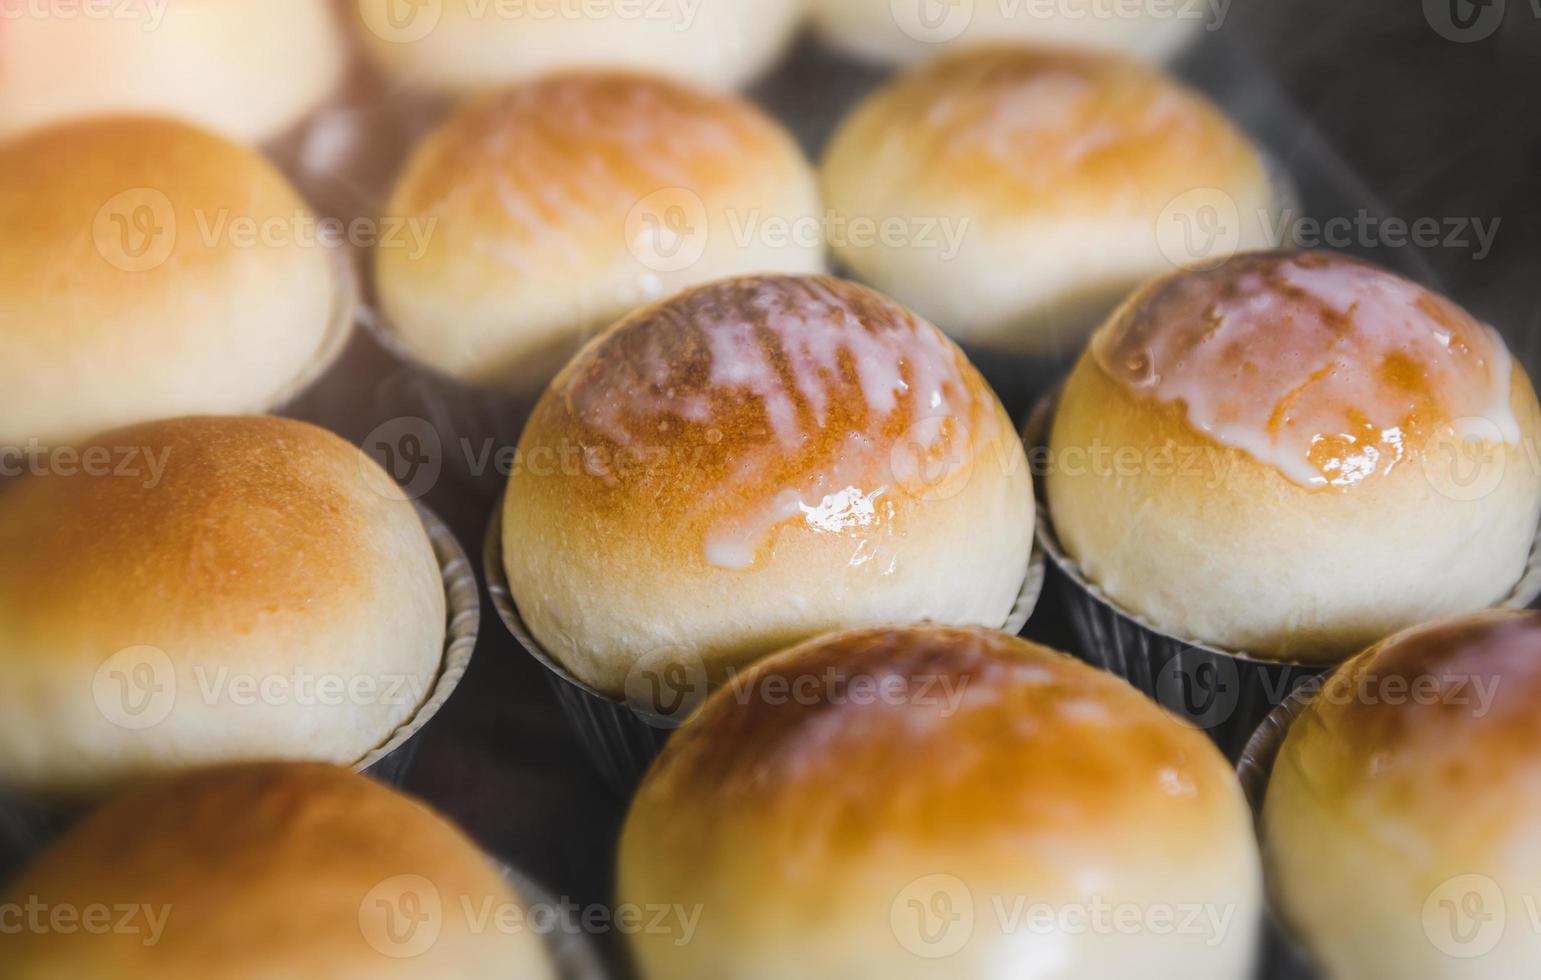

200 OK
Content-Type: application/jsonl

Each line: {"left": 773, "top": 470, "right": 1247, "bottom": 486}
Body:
{"left": 821, "top": 46, "right": 1277, "bottom": 353}
{"left": 1048, "top": 251, "right": 1541, "bottom": 663}
{"left": 812, "top": 0, "right": 1202, "bottom": 64}
{"left": 0, "top": 116, "right": 339, "bottom": 448}
{"left": 0, "top": 0, "right": 344, "bottom": 142}
{"left": 0, "top": 417, "right": 445, "bottom": 801}
{"left": 1264, "top": 610, "right": 1541, "bottom": 979}
{"left": 501, "top": 276, "right": 1033, "bottom": 698}
{"left": 1, "top": 763, "right": 555, "bottom": 980}
{"left": 376, "top": 72, "right": 824, "bottom": 391}
{"left": 620, "top": 626, "right": 1261, "bottom": 979}
{"left": 356, "top": 0, "right": 799, "bottom": 91}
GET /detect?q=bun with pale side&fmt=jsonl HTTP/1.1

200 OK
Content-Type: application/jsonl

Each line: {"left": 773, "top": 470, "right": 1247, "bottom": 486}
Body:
{"left": 1264, "top": 610, "right": 1541, "bottom": 979}
{"left": 375, "top": 72, "right": 824, "bottom": 392}
{"left": 0, "top": 116, "right": 340, "bottom": 449}
{"left": 620, "top": 625, "right": 1261, "bottom": 979}
{"left": 356, "top": 0, "right": 800, "bottom": 92}
{"left": 1048, "top": 250, "right": 1541, "bottom": 663}
{"left": 0, "top": 416, "right": 446, "bottom": 802}
{"left": 821, "top": 46, "right": 1278, "bottom": 354}
{"left": 1, "top": 762, "right": 555, "bottom": 980}
{"left": 501, "top": 275, "right": 1033, "bottom": 698}
{"left": 0, "top": 0, "right": 344, "bottom": 142}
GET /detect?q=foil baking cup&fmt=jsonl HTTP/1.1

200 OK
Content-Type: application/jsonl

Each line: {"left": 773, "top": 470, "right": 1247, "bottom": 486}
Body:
{"left": 485, "top": 495, "right": 1046, "bottom": 795}
{"left": 1023, "top": 389, "right": 1541, "bottom": 761}
{"left": 498, "top": 863, "right": 612, "bottom": 980}
{"left": 0, "top": 502, "right": 476, "bottom": 882}
{"left": 1236, "top": 683, "right": 1325, "bottom": 980}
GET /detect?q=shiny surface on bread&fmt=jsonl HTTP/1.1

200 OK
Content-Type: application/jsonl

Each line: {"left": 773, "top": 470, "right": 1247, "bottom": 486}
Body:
{"left": 1093, "top": 250, "right": 1518, "bottom": 488}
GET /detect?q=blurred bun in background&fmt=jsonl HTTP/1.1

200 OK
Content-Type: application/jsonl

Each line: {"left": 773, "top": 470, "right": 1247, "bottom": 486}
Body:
{"left": 821, "top": 46, "right": 1278, "bottom": 355}
{"left": 1265, "top": 610, "right": 1541, "bottom": 980}
{"left": 0, "top": 417, "right": 446, "bottom": 802}
{"left": 0, "top": 116, "right": 343, "bottom": 449}
{"left": 356, "top": 0, "right": 801, "bottom": 92}
{"left": 620, "top": 625, "right": 1261, "bottom": 979}
{"left": 811, "top": 0, "right": 1204, "bottom": 65}
{"left": 374, "top": 72, "right": 824, "bottom": 393}
{"left": 501, "top": 276, "right": 1033, "bottom": 698}
{"left": 1049, "top": 251, "right": 1541, "bottom": 663}
{"left": 0, "top": 762, "right": 555, "bottom": 979}
{"left": 0, "top": 0, "right": 345, "bottom": 143}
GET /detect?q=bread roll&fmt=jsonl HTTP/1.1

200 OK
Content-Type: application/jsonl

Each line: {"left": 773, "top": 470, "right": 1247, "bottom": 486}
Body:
{"left": 0, "top": 762, "right": 555, "bottom": 979}
{"left": 501, "top": 275, "right": 1033, "bottom": 699}
{"left": 1048, "top": 250, "right": 1541, "bottom": 663}
{"left": 356, "top": 0, "right": 800, "bottom": 92}
{"left": 1264, "top": 610, "right": 1541, "bottom": 979}
{"left": 821, "top": 46, "right": 1277, "bottom": 354}
{"left": 0, "top": 116, "right": 341, "bottom": 449}
{"left": 812, "top": 0, "right": 1203, "bottom": 64}
{"left": 0, "top": 416, "right": 446, "bottom": 802}
{"left": 0, "top": 0, "right": 344, "bottom": 142}
{"left": 375, "top": 72, "right": 824, "bottom": 392}
{"left": 620, "top": 625, "right": 1262, "bottom": 978}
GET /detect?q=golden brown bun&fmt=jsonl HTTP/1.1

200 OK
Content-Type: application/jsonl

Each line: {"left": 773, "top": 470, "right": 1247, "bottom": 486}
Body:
{"left": 355, "top": 0, "right": 799, "bottom": 92}
{"left": 502, "top": 276, "right": 1033, "bottom": 699}
{"left": 620, "top": 626, "right": 1261, "bottom": 978}
{"left": 812, "top": 0, "right": 1202, "bottom": 64}
{"left": 0, "top": 116, "right": 340, "bottom": 448}
{"left": 821, "top": 46, "right": 1277, "bottom": 354}
{"left": 0, "top": 0, "right": 344, "bottom": 142}
{"left": 1048, "top": 252, "right": 1541, "bottom": 663}
{"left": 0, "top": 762, "right": 555, "bottom": 980}
{"left": 0, "top": 417, "right": 446, "bottom": 801}
{"left": 375, "top": 72, "right": 824, "bottom": 391}
{"left": 1264, "top": 610, "right": 1541, "bottom": 979}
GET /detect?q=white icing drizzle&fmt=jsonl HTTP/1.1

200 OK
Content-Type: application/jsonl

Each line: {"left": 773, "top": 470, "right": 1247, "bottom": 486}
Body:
{"left": 562, "top": 277, "right": 989, "bottom": 568}
{"left": 1094, "top": 253, "right": 1519, "bottom": 489}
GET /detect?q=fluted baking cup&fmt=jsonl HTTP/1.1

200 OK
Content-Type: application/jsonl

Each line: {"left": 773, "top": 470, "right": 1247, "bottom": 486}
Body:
{"left": 485, "top": 496, "right": 1045, "bottom": 795}
{"left": 0, "top": 502, "right": 475, "bottom": 882}
{"left": 498, "top": 863, "right": 611, "bottom": 980}
{"left": 1236, "top": 683, "right": 1324, "bottom": 980}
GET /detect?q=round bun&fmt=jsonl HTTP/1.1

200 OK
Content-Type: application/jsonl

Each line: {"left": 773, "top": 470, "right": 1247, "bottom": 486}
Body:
{"left": 1048, "top": 250, "right": 1541, "bottom": 663}
{"left": 375, "top": 72, "right": 825, "bottom": 391}
{"left": 1264, "top": 610, "right": 1541, "bottom": 978}
{"left": 812, "top": 0, "right": 1202, "bottom": 64}
{"left": 0, "top": 116, "right": 341, "bottom": 449}
{"left": 1, "top": 762, "right": 555, "bottom": 979}
{"left": 501, "top": 275, "right": 1033, "bottom": 699}
{"left": 620, "top": 625, "right": 1261, "bottom": 978}
{"left": 0, "top": 0, "right": 344, "bottom": 142}
{"left": 355, "top": 0, "right": 799, "bottom": 92}
{"left": 0, "top": 417, "right": 446, "bottom": 802}
{"left": 821, "top": 46, "right": 1277, "bottom": 354}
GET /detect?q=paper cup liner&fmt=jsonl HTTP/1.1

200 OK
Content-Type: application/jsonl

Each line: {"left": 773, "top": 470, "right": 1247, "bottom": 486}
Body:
{"left": 497, "top": 863, "right": 611, "bottom": 980}
{"left": 0, "top": 502, "right": 476, "bottom": 882}
{"left": 1236, "top": 683, "right": 1325, "bottom": 980}
{"left": 484, "top": 494, "right": 1046, "bottom": 795}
